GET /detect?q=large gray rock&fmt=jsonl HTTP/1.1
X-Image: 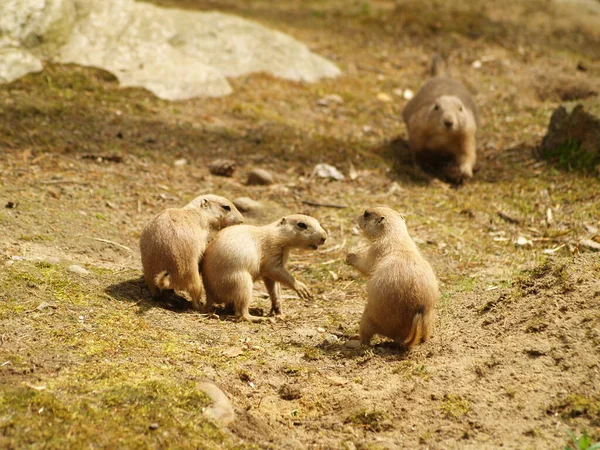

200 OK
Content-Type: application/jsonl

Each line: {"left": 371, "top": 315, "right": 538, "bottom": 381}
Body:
{"left": 0, "top": 0, "right": 340, "bottom": 100}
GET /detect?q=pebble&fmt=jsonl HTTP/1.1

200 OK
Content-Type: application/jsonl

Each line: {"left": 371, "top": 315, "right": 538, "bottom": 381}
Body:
{"left": 149, "top": 423, "right": 160, "bottom": 430}
{"left": 46, "top": 257, "right": 60, "bottom": 264}
{"left": 317, "top": 94, "right": 344, "bottom": 106}
{"left": 279, "top": 384, "right": 303, "bottom": 400}
{"left": 198, "top": 382, "right": 235, "bottom": 426}
{"left": 173, "top": 158, "right": 187, "bottom": 167}
{"left": 376, "top": 92, "right": 392, "bottom": 102}
{"left": 233, "top": 197, "right": 262, "bottom": 213}
{"left": 345, "top": 340, "right": 361, "bottom": 349}
{"left": 247, "top": 168, "right": 274, "bottom": 185}
{"left": 68, "top": 264, "right": 89, "bottom": 275}
{"left": 321, "top": 334, "right": 340, "bottom": 346}
{"left": 208, "top": 159, "right": 236, "bottom": 177}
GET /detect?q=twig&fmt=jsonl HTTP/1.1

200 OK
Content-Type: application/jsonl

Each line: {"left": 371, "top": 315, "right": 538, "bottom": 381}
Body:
{"left": 302, "top": 200, "right": 347, "bottom": 209}
{"left": 93, "top": 238, "right": 133, "bottom": 252}
{"left": 497, "top": 211, "right": 521, "bottom": 225}
{"left": 357, "top": 64, "right": 387, "bottom": 74}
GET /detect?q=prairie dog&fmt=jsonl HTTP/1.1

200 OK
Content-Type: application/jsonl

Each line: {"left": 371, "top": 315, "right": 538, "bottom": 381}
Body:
{"left": 139, "top": 194, "right": 244, "bottom": 310}
{"left": 403, "top": 60, "right": 478, "bottom": 183}
{"left": 346, "top": 207, "right": 438, "bottom": 347}
{"left": 202, "top": 215, "right": 327, "bottom": 322}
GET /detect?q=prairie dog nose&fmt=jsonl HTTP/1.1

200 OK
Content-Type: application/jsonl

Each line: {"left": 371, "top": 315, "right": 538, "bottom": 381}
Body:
{"left": 444, "top": 120, "right": 453, "bottom": 128}
{"left": 319, "top": 236, "right": 326, "bottom": 245}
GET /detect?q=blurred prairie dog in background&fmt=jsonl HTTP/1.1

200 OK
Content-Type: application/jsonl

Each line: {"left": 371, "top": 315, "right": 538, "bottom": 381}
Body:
{"left": 202, "top": 214, "right": 327, "bottom": 322}
{"left": 403, "top": 55, "right": 479, "bottom": 183}
{"left": 346, "top": 207, "right": 438, "bottom": 347}
{"left": 139, "top": 194, "right": 243, "bottom": 310}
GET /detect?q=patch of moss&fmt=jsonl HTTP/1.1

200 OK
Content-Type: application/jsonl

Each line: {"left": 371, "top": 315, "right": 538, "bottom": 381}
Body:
{"left": 542, "top": 139, "right": 598, "bottom": 173}
{"left": 440, "top": 394, "right": 471, "bottom": 420}
{"left": 344, "top": 409, "right": 393, "bottom": 432}
{"left": 549, "top": 394, "right": 600, "bottom": 421}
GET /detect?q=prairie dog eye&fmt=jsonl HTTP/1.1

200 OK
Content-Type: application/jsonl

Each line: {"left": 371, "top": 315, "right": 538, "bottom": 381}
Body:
{"left": 297, "top": 222, "right": 308, "bottom": 229}
{"left": 222, "top": 205, "right": 231, "bottom": 211}
{"left": 434, "top": 104, "right": 439, "bottom": 111}
{"left": 459, "top": 106, "right": 464, "bottom": 112}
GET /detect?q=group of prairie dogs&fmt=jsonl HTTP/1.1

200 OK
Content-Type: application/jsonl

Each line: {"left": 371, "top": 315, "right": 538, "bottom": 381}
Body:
{"left": 140, "top": 195, "right": 438, "bottom": 349}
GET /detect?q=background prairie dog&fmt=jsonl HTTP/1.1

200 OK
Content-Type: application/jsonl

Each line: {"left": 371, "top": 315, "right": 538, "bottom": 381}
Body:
{"left": 346, "top": 207, "right": 438, "bottom": 347}
{"left": 139, "top": 194, "right": 243, "bottom": 310}
{"left": 402, "top": 59, "right": 479, "bottom": 183}
{"left": 202, "top": 214, "right": 327, "bottom": 322}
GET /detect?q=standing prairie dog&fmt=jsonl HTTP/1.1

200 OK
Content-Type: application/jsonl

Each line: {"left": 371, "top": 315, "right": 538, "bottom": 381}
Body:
{"left": 202, "top": 215, "right": 327, "bottom": 322}
{"left": 346, "top": 207, "right": 438, "bottom": 347}
{"left": 403, "top": 56, "right": 479, "bottom": 183}
{"left": 139, "top": 194, "right": 244, "bottom": 310}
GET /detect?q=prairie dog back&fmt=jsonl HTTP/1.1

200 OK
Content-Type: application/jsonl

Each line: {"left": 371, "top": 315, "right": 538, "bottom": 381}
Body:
{"left": 346, "top": 207, "right": 438, "bottom": 347}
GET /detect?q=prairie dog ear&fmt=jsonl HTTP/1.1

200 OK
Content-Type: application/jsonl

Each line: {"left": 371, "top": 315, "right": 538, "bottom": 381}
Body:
{"left": 378, "top": 216, "right": 385, "bottom": 224}
{"left": 398, "top": 214, "right": 405, "bottom": 220}
{"left": 200, "top": 198, "right": 209, "bottom": 208}
{"left": 279, "top": 217, "right": 287, "bottom": 225}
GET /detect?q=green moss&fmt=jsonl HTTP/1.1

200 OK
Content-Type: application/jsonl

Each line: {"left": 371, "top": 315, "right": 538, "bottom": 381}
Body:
{"left": 550, "top": 394, "right": 600, "bottom": 421}
{"left": 344, "top": 409, "right": 393, "bottom": 432}
{"left": 440, "top": 394, "right": 471, "bottom": 419}
{"left": 542, "top": 139, "right": 598, "bottom": 173}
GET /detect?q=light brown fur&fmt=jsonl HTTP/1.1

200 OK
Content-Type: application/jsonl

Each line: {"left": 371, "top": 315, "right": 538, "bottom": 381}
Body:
{"left": 139, "top": 194, "right": 243, "bottom": 310}
{"left": 346, "top": 207, "right": 439, "bottom": 348}
{"left": 403, "top": 67, "right": 479, "bottom": 182}
{"left": 202, "top": 215, "right": 327, "bottom": 322}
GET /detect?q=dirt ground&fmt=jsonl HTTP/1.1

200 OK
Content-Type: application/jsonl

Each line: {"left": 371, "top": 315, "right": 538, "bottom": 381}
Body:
{"left": 1, "top": 1, "right": 599, "bottom": 449}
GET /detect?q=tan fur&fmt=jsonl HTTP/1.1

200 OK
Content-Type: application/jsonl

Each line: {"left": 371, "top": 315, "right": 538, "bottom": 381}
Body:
{"left": 346, "top": 207, "right": 438, "bottom": 348}
{"left": 403, "top": 66, "right": 478, "bottom": 182}
{"left": 202, "top": 214, "right": 327, "bottom": 322}
{"left": 139, "top": 194, "right": 244, "bottom": 310}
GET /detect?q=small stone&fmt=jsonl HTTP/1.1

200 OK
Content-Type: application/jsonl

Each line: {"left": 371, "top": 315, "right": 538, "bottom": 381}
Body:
{"left": 472, "top": 60, "right": 482, "bottom": 69}
{"left": 524, "top": 343, "right": 551, "bottom": 357}
{"left": 321, "top": 334, "right": 339, "bottom": 346}
{"left": 233, "top": 197, "right": 262, "bottom": 213}
{"left": 345, "top": 339, "right": 361, "bottom": 349}
{"left": 208, "top": 159, "right": 236, "bottom": 177}
{"left": 516, "top": 236, "right": 533, "bottom": 247}
{"left": 312, "top": 163, "right": 344, "bottom": 181}
{"left": 68, "top": 265, "right": 89, "bottom": 275}
{"left": 317, "top": 327, "right": 326, "bottom": 333}
{"left": 403, "top": 89, "right": 414, "bottom": 100}
{"left": 317, "top": 94, "right": 343, "bottom": 106}
{"left": 198, "top": 382, "right": 235, "bottom": 426}
{"left": 376, "top": 92, "right": 392, "bottom": 102}
{"left": 36, "top": 302, "right": 57, "bottom": 311}
{"left": 279, "top": 384, "right": 303, "bottom": 400}
{"left": 174, "top": 158, "right": 187, "bottom": 167}
{"left": 45, "top": 257, "right": 60, "bottom": 264}
{"left": 247, "top": 168, "right": 274, "bottom": 185}
{"left": 149, "top": 423, "right": 159, "bottom": 430}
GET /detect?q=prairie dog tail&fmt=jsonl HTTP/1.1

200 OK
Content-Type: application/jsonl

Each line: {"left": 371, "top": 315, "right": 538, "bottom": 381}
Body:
{"left": 403, "top": 311, "right": 433, "bottom": 348}
{"left": 430, "top": 54, "right": 447, "bottom": 77}
{"left": 154, "top": 271, "right": 172, "bottom": 290}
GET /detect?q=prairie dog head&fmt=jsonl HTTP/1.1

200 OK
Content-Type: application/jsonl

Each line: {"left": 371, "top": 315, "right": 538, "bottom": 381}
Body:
{"left": 276, "top": 214, "right": 327, "bottom": 250}
{"left": 427, "top": 95, "right": 469, "bottom": 134}
{"left": 185, "top": 194, "right": 244, "bottom": 229}
{"left": 358, "top": 207, "right": 408, "bottom": 240}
